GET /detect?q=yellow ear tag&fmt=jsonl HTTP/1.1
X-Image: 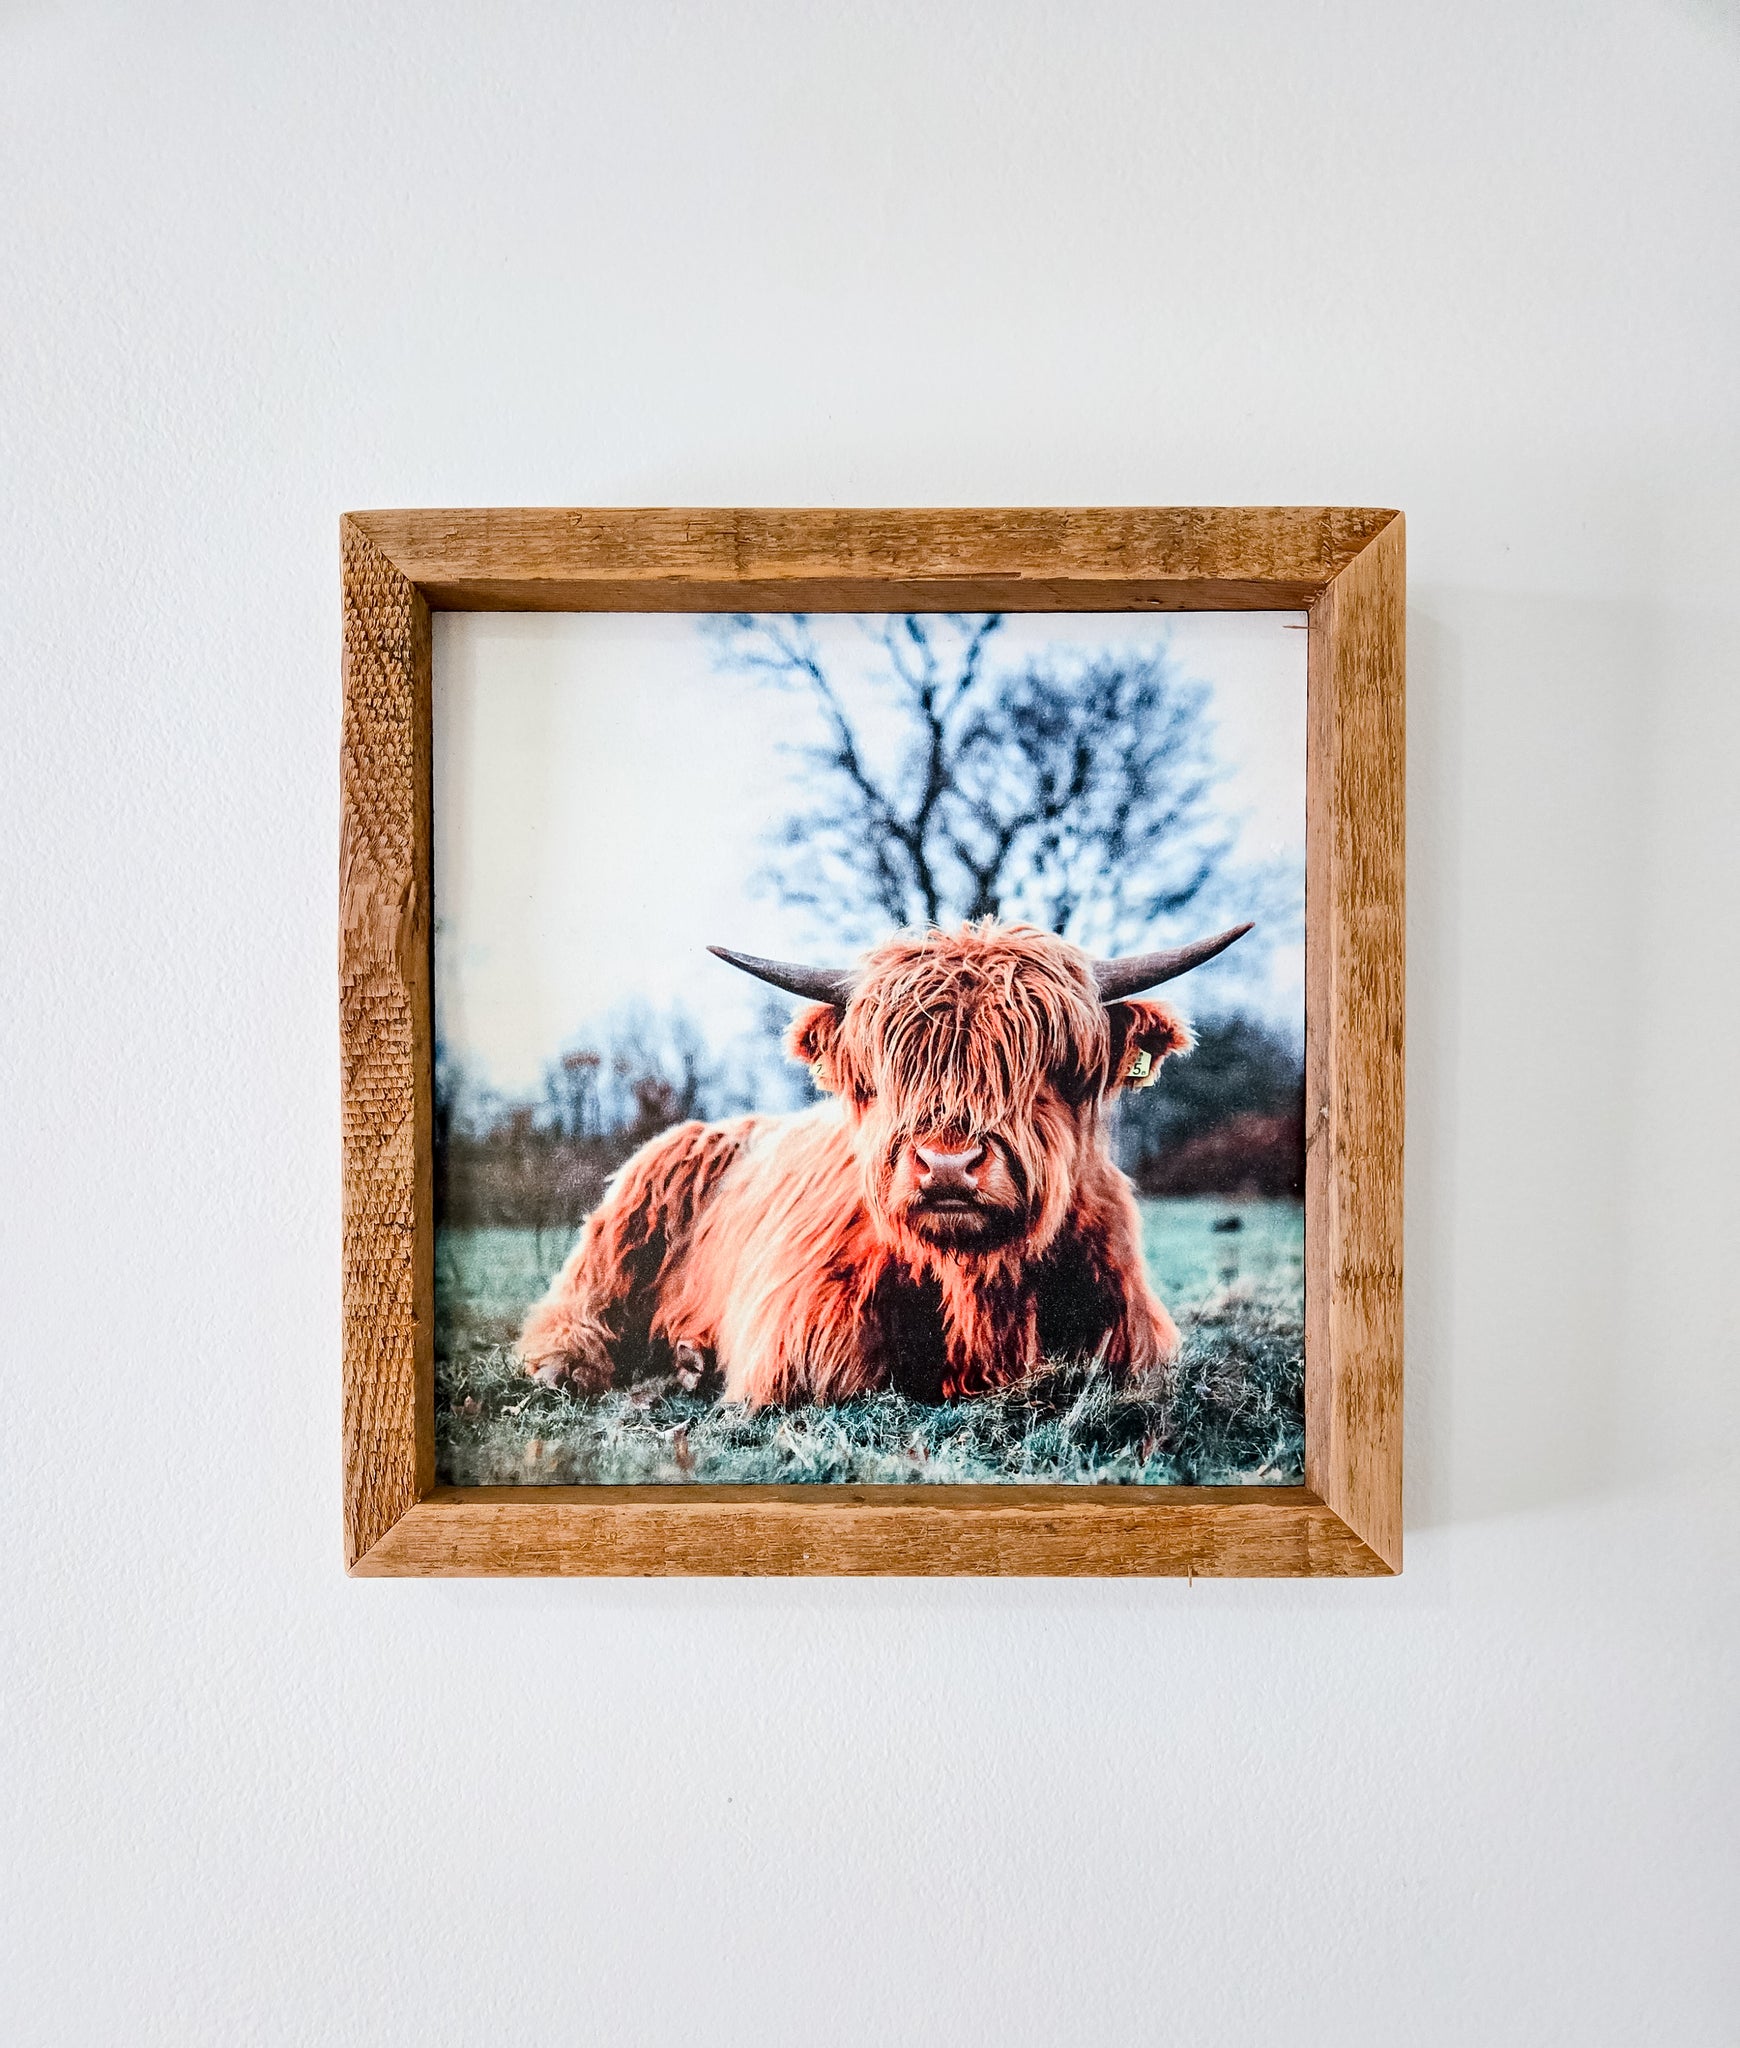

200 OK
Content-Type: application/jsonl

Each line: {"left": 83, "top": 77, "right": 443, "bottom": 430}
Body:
{"left": 1125, "top": 1048, "right": 1153, "bottom": 1084}
{"left": 810, "top": 1061, "right": 827, "bottom": 1087}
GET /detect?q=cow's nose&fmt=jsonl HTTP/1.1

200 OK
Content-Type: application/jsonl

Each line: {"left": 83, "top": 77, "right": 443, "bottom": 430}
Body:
{"left": 915, "top": 1140, "right": 984, "bottom": 1192}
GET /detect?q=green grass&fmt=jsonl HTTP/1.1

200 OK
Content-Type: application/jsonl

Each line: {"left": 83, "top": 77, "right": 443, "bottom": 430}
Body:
{"left": 435, "top": 1199, "right": 1304, "bottom": 1487}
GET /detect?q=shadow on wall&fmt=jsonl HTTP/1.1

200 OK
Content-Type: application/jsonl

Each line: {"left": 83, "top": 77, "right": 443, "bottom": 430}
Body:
{"left": 1405, "top": 585, "right": 1740, "bottom": 1533}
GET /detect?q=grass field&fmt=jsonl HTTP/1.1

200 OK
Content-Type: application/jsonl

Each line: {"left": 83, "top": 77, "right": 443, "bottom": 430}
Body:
{"left": 435, "top": 1198, "right": 1303, "bottom": 1487}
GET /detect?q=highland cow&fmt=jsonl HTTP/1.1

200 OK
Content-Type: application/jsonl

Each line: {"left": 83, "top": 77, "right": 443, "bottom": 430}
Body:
{"left": 518, "top": 918, "right": 1250, "bottom": 1407}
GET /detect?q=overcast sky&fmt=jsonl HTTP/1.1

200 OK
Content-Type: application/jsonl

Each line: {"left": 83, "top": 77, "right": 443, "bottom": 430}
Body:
{"left": 433, "top": 611, "right": 1306, "bottom": 1099}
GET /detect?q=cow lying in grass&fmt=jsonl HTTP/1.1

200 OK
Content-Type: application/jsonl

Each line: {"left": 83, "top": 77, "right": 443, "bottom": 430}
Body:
{"left": 518, "top": 918, "right": 1250, "bottom": 1406}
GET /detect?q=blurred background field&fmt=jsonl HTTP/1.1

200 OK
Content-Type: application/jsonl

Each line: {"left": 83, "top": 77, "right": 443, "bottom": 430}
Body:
{"left": 439, "top": 1197, "right": 1300, "bottom": 1334}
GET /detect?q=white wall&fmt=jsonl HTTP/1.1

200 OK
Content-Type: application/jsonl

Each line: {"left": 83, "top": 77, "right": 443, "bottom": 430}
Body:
{"left": 5, "top": 3, "right": 1736, "bottom": 2041}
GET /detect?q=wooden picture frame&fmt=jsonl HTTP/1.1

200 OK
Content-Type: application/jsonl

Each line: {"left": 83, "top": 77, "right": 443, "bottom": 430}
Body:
{"left": 341, "top": 507, "right": 1404, "bottom": 1577}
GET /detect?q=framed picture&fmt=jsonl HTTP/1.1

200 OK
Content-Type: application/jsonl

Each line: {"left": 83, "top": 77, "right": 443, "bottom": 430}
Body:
{"left": 341, "top": 507, "right": 1403, "bottom": 1576}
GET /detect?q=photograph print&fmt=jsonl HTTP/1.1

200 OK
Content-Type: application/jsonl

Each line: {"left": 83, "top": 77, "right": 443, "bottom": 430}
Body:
{"left": 433, "top": 607, "right": 1306, "bottom": 1487}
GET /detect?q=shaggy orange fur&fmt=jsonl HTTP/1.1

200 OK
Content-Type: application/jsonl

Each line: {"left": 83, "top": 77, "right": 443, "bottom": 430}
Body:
{"left": 518, "top": 922, "right": 1193, "bottom": 1405}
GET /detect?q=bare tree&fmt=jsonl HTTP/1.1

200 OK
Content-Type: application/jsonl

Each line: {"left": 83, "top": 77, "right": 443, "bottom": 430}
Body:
{"left": 544, "top": 1049, "right": 601, "bottom": 1141}
{"left": 706, "top": 613, "right": 1235, "bottom": 952}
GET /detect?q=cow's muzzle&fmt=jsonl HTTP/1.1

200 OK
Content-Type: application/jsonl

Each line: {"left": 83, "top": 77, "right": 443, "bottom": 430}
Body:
{"left": 914, "top": 1140, "right": 986, "bottom": 1203}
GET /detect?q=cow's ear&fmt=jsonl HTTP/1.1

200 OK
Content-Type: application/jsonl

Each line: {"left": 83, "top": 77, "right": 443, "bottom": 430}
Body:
{"left": 787, "top": 1001, "right": 845, "bottom": 1093}
{"left": 1105, "top": 999, "right": 1192, "bottom": 1092}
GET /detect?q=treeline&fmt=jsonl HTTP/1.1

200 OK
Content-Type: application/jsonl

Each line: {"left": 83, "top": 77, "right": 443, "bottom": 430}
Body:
{"left": 434, "top": 1014, "right": 737, "bottom": 1250}
{"left": 436, "top": 1065, "right": 693, "bottom": 1247}
{"left": 437, "top": 1011, "right": 1303, "bottom": 1239}
{"left": 1118, "top": 1016, "right": 1304, "bottom": 1199}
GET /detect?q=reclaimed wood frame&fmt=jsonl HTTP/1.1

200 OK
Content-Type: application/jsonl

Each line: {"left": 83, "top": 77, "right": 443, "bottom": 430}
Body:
{"left": 341, "top": 507, "right": 1404, "bottom": 1577}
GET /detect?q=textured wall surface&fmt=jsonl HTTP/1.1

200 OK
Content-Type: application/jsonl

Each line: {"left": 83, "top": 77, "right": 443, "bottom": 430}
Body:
{"left": 3, "top": 3, "right": 1736, "bottom": 2041}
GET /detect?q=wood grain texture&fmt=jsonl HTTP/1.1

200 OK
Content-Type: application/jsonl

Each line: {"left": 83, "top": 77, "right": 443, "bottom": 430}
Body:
{"left": 338, "top": 505, "right": 1405, "bottom": 1576}
{"left": 352, "top": 1487, "right": 1391, "bottom": 1577}
{"left": 347, "top": 505, "right": 1396, "bottom": 612}
{"left": 1304, "top": 515, "right": 1405, "bottom": 1569}
{"left": 340, "top": 518, "right": 434, "bottom": 1567}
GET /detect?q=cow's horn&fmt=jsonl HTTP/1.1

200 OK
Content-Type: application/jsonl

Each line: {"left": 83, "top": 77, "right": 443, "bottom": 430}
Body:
{"left": 1093, "top": 923, "right": 1254, "bottom": 1000}
{"left": 708, "top": 946, "right": 855, "bottom": 1006}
